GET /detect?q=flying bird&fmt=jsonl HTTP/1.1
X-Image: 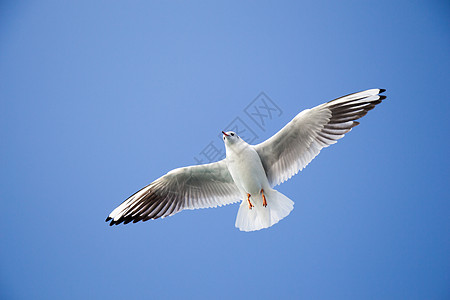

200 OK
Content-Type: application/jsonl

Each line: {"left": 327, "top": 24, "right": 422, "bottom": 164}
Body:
{"left": 106, "top": 88, "right": 386, "bottom": 231}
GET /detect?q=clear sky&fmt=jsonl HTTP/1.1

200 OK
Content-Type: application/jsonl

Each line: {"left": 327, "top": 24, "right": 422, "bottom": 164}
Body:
{"left": 1, "top": 1, "right": 449, "bottom": 299}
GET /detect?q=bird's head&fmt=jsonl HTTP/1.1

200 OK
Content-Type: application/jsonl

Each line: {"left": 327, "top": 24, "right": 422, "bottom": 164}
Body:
{"left": 222, "top": 131, "right": 240, "bottom": 145}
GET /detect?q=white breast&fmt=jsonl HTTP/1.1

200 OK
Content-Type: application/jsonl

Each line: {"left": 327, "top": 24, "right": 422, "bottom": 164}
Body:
{"left": 225, "top": 141, "right": 270, "bottom": 195}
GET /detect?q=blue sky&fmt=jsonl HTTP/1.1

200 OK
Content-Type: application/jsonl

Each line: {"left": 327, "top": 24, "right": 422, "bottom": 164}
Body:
{"left": 1, "top": 1, "right": 449, "bottom": 299}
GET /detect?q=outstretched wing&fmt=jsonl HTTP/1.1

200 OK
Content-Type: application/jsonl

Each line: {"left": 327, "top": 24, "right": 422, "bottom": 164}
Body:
{"left": 106, "top": 160, "right": 240, "bottom": 225}
{"left": 254, "top": 88, "right": 386, "bottom": 187}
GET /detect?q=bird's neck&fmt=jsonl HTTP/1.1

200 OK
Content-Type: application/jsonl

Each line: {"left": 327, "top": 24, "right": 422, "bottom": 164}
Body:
{"left": 226, "top": 140, "right": 250, "bottom": 156}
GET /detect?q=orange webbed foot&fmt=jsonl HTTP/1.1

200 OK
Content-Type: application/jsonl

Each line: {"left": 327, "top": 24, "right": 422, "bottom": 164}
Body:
{"left": 247, "top": 193, "right": 254, "bottom": 210}
{"left": 261, "top": 189, "right": 267, "bottom": 207}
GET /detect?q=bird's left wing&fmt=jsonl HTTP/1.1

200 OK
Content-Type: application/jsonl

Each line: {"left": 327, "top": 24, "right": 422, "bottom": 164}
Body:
{"left": 106, "top": 159, "right": 241, "bottom": 225}
{"left": 254, "top": 88, "right": 386, "bottom": 187}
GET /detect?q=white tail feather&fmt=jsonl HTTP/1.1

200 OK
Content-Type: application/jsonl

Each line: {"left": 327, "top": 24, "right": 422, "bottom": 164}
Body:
{"left": 235, "top": 189, "right": 294, "bottom": 232}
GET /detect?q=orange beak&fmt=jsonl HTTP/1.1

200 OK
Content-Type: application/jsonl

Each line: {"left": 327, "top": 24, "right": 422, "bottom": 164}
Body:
{"left": 222, "top": 131, "right": 229, "bottom": 136}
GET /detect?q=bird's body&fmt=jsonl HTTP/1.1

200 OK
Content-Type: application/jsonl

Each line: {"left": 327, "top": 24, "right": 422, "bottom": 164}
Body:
{"left": 223, "top": 132, "right": 294, "bottom": 231}
{"left": 106, "top": 88, "right": 386, "bottom": 231}
{"left": 225, "top": 136, "right": 269, "bottom": 196}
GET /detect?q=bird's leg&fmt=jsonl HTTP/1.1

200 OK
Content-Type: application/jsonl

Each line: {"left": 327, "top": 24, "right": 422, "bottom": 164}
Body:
{"left": 247, "top": 193, "right": 254, "bottom": 210}
{"left": 261, "top": 189, "right": 267, "bottom": 207}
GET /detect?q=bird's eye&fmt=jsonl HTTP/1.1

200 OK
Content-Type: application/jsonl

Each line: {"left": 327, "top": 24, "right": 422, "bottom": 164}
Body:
{"left": 231, "top": 133, "right": 235, "bottom": 136}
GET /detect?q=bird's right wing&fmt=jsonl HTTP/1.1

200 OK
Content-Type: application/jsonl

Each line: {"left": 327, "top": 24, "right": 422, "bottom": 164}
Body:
{"left": 254, "top": 89, "right": 386, "bottom": 187}
{"left": 106, "top": 159, "right": 241, "bottom": 225}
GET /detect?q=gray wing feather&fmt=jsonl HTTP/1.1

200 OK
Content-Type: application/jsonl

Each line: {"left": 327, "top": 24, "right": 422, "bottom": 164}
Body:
{"left": 254, "top": 89, "right": 386, "bottom": 187}
{"left": 106, "top": 159, "right": 240, "bottom": 225}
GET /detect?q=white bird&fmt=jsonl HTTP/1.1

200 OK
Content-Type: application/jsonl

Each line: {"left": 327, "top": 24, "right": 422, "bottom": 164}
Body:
{"left": 106, "top": 88, "right": 386, "bottom": 231}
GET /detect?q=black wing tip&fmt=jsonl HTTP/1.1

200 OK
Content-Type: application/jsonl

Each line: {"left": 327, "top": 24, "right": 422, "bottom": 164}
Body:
{"left": 106, "top": 216, "right": 148, "bottom": 226}
{"left": 351, "top": 121, "right": 360, "bottom": 128}
{"left": 379, "top": 88, "right": 386, "bottom": 94}
{"left": 109, "top": 218, "right": 119, "bottom": 226}
{"left": 106, "top": 215, "right": 122, "bottom": 226}
{"left": 106, "top": 216, "right": 125, "bottom": 226}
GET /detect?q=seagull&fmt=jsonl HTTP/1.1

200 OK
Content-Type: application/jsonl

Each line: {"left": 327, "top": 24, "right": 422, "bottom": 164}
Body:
{"left": 106, "top": 88, "right": 386, "bottom": 231}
